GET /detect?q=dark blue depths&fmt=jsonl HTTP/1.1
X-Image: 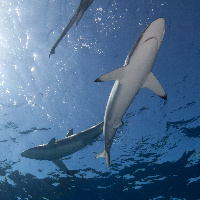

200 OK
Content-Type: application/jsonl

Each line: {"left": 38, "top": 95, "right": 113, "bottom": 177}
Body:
{"left": 0, "top": 149, "right": 200, "bottom": 200}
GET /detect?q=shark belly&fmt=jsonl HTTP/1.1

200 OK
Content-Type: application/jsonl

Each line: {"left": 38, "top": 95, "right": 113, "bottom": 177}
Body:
{"left": 104, "top": 81, "right": 138, "bottom": 129}
{"left": 56, "top": 141, "right": 83, "bottom": 158}
{"left": 105, "top": 37, "right": 158, "bottom": 130}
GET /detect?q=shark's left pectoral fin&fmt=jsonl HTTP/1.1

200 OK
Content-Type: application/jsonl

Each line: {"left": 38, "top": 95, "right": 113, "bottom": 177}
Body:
{"left": 52, "top": 159, "right": 69, "bottom": 173}
{"left": 142, "top": 72, "right": 167, "bottom": 100}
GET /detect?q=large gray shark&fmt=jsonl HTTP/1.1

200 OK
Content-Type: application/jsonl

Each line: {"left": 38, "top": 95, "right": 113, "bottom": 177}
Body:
{"left": 49, "top": 0, "right": 94, "bottom": 57}
{"left": 21, "top": 121, "right": 103, "bottom": 172}
{"left": 95, "top": 18, "right": 167, "bottom": 167}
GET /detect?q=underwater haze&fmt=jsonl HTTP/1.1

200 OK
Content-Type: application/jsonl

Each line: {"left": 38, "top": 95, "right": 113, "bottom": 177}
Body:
{"left": 0, "top": 0, "right": 200, "bottom": 199}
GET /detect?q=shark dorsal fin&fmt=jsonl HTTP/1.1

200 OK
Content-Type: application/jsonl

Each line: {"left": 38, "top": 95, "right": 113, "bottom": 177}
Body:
{"left": 47, "top": 138, "right": 55, "bottom": 147}
{"left": 66, "top": 128, "right": 73, "bottom": 137}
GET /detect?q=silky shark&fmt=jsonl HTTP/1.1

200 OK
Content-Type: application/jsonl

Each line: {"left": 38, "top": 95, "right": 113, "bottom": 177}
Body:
{"left": 21, "top": 121, "right": 103, "bottom": 172}
{"left": 95, "top": 18, "right": 167, "bottom": 167}
{"left": 49, "top": 0, "right": 94, "bottom": 57}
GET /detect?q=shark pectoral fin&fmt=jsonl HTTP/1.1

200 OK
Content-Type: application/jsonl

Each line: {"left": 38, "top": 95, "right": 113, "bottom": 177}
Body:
{"left": 96, "top": 149, "right": 106, "bottom": 158}
{"left": 52, "top": 159, "right": 69, "bottom": 173}
{"left": 142, "top": 72, "right": 167, "bottom": 100}
{"left": 94, "top": 67, "right": 125, "bottom": 82}
{"left": 66, "top": 128, "right": 73, "bottom": 137}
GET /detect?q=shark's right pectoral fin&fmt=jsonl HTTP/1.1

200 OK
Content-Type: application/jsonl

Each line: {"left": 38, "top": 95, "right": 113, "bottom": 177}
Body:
{"left": 52, "top": 159, "right": 69, "bottom": 173}
{"left": 94, "top": 66, "right": 125, "bottom": 82}
{"left": 142, "top": 72, "right": 167, "bottom": 100}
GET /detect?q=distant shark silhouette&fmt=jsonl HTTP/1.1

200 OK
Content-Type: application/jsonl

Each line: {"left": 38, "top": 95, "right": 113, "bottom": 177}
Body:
{"left": 21, "top": 121, "right": 103, "bottom": 172}
{"left": 49, "top": 0, "right": 94, "bottom": 57}
{"left": 95, "top": 18, "right": 167, "bottom": 167}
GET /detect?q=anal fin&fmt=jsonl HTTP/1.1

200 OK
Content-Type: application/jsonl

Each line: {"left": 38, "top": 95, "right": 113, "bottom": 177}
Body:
{"left": 96, "top": 149, "right": 106, "bottom": 158}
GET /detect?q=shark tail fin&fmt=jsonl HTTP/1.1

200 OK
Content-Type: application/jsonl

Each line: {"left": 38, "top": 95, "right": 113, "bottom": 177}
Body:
{"left": 142, "top": 72, "right": 167, "bottom": 100}
{"left": 94, "top": 66, "right": 125, "bottom": 82}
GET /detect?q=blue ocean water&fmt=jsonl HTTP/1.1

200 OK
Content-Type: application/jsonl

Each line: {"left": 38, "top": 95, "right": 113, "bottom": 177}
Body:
{"left": 0, "top": 0, "right": 200, "bottom": 199}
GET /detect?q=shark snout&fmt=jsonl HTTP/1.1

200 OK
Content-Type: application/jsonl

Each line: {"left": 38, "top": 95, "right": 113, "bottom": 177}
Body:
{"left": 21, "top": 149, "right": 35, "bottom": 159}
{"left": 142, "top": 18, "right": 165, "bottom": 50}
{"left": 151, "top": 18, "right": 165, "bottom": 48}
{"left": 21, "top": 150, "right": 28, "bottom": 158}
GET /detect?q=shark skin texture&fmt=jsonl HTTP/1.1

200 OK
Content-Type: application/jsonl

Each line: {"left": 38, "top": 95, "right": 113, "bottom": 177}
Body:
{"left": 95, "top": 18, "right": 167, "bottom": 167}
{"left": 49, "top": 0, "right": 94, "bottom": 57}
{"left": 21, "top": 121, "right": 103, "bottom": 173}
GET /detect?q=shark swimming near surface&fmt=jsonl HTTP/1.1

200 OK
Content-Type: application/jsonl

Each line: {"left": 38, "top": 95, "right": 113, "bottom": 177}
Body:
{"left": 21, "top": 121, "right": 103, "bottom": 172}
{"left": 49, "top": 0, "right": 94, "bottom": 57}
{"left": 95, "top": 18, "right": 167, "bottom": 167}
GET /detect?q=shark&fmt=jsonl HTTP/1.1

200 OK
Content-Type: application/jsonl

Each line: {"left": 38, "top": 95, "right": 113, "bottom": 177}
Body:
{"left": 49, "top": 0, "right": 94, "bottom": 57}
{"left": 95, "top": 18, "right": 167, "bottom": 167}
{"left": 21, "top": 121, "right": 103, "bottom": 172}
